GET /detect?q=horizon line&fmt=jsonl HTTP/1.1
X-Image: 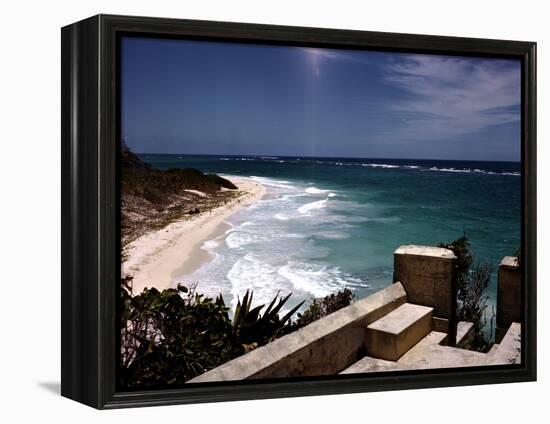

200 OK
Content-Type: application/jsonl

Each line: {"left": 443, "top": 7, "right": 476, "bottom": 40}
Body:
{"left": 131, "top": 152, "right": 521, "bottom": 164}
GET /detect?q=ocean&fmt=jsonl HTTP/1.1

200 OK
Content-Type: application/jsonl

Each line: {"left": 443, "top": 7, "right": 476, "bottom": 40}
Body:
{"left": 137, "top": 154, "right": 521, "bottom": 316}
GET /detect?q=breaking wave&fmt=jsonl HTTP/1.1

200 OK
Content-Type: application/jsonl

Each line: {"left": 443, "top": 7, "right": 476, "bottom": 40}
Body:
{"left": 298, "top": 199, "right": 329, "bottom": 214}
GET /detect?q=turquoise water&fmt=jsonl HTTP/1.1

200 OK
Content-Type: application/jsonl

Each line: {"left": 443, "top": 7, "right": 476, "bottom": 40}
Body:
{"left": 138, "top": 154, "right": 521, "bottom": 313}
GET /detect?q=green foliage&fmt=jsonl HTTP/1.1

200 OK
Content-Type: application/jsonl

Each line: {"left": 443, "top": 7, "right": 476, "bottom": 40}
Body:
{"left": 121, "top": 143, "right": 236, "bottom": 192}
{"left": 233, "top": 290, "right": 304, "bottom": 350}
{"left": 121, "top": 142, "right": 151, "bottom": 170}
{"left": 123, "top": 167, "right": 237, "bottom": 202}
{"left": 121, "top": 147, "right": 239, "bottom": 244}
{"left": 438, "top": 235, "right": 473, "bottom": 299}
{"left": 121, "top": 280, "right": 304, "bottom": 388}
{"left": 120, "top": 279, "right": 234, "bottom": 388}
{"left": 463, "top": 262, "right": 493, "bottom": 351}
{"left": 290, "top": 288, "right": 354, "bottom": 329}
{"left": 439, "top": 235, "right": 493, "bottom": 351}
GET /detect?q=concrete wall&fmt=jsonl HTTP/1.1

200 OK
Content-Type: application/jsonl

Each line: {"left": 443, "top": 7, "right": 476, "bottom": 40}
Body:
{"left": 393, "top": 245, "right": 456, "bottom": 318}
{"left": 496, "top": 256, "right": 521, "bottom": 343}
{"left": 393, "top": 245, "right": 457, "bottom": 344}
{"left": 188, "top": 282, "right": 407, "bottom": 383}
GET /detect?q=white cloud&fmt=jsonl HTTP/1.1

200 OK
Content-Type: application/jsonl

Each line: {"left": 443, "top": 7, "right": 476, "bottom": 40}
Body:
{"left": 383, "top": 54, "right": 520, "bottom": 140}
{"left": 299, "top": 48, "right": 520, "bottom": 147}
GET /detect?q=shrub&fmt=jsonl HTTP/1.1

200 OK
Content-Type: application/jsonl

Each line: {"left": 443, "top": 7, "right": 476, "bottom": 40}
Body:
{"left": 290, "top": 288, "right": 354, "bottom": 330}
{"left": 120, "top": 279, "right": 235, "bottom": 388}
{"left": 438, "top": 235, "right": 493, "bottom": 351}
{"left": 232, "top": 290, "right": 304, "bottom": 349}
{"left": 120, "top": 280, "right": 304, "bottom": 388}
{"left": 463, "top": 262, "right": 493, "bottom": 350}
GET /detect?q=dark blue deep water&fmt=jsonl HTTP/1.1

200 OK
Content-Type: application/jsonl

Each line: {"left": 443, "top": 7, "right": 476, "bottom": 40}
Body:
{"left": 138, "top": 154, "right": 521, "bottom": 315}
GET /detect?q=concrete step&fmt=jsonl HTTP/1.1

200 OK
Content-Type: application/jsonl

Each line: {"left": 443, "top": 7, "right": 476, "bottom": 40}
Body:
{"left": 435, "top": 321, "right": 474, "bottom": 347}
{"left": 340, "top": 330, "right": 492, "bottom": 375}
{"left": 340, "top": 356, "right": 402, "bottom": 374}
{"left": 488, "top": 322, "right": 521, "bottom": 365}
{"left": 456, "top": 322, "right": 475, "bottom": 347}
{"left": 366, "top": 303, "right": 433, "bottom": 361}
{"left": 488, "top": 343, "right": 500, "bottom": 356}
{"left": 397, "top": 331, "right": 489, "bottom": 370}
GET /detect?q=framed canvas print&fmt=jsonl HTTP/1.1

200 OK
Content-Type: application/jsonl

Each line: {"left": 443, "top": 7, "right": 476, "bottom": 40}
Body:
{"left": 61, "top": 14, "right": 536, "bottom": 409}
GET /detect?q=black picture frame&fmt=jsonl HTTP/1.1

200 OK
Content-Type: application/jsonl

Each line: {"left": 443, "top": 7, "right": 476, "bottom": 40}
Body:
{"left": 61, "top": 14, "right": 537, "bottom": 409}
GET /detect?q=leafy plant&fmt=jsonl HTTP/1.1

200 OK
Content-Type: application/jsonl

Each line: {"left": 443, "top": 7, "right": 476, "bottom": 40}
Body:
{"left": 121, "top": 280, "right": 305, "bottom": 388}
{"left": 439, "top": 235, "right": 493, "bottom": 351}
{"left": 121, "top": 145, "right": 239, "bottom": 245}
{"left": 290, "top": 288, "right": 354, "bottom": 330}
{"left": 462, "top": 262, "right": 493, "bottom": 350}
{"left": 233, "top": 290, "right": 304, "bottom": 349}
{"left": 120, "top": 279, "right": 235, "bottom": 388}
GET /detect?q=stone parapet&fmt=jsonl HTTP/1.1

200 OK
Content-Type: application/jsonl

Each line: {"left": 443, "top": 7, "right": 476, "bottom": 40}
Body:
{"left": 496, "top": 256, "right": 521, "bottom": 343}
{"left": 393, "top": 245, "right": 457, "bottom": 344}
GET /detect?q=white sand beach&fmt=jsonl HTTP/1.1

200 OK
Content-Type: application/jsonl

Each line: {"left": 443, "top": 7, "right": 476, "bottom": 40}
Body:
{"left": 122, "top": 177, "right": 266, "bottom": 294}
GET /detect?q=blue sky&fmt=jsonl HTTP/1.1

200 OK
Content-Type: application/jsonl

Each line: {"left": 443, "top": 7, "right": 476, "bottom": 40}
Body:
{"left": 121, "top": 37, "right": 521, "bottom": 161}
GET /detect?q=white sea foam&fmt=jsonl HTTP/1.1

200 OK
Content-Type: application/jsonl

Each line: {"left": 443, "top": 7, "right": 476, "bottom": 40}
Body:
{"left": 434, "top": 167, "right": 469, "bottom": 173}
{"left": 225, "top": 231, "right": 257, "bottom": 249}
{"left": 339, "top": 215, "right": 369, "bottom": 223}
{"left": 249, "top": 176, "right": 295, "bottom": 189}
{"left": 362, "top": 163, "right": 400, "bottom": 169}
{"left": 425, "top": 167, "right": 520, "bottom": 176}
{"left": 202, "top": 240, "right": 219, "bottom": 250}
{"left": 315, "top": 214, "right": 361, "bottom": 224}
{"left": 227, "top": 254, "right": 290, "bottom": 307}
{"left": 274, "top": 213, "right": 290, "bottom": 221}
{"left": 298, "top": 199, "right": 328, "bottom": 214}
{"left": 283, "top": 233, "right": 308, "bottom": 239}
{"left": 300, "top": 243, "right": 331, "bottom": 259}
{"left": 315, "top": 231, "right": 351, "bottom": 240}
{"left": 277, "top": 261, "right": 367, "bottom": 298}
{"left": 352, "top": 163, "right": 519, "bottom": 176}
{"left": 282, "top": 193, "right": 309, "bottom": 200}
{"left": 277, "top": 262, "right": 336, "bottom": 298}
{"left": 328, "top": 192, "right": 337, "bottom": 198}
{"left": 227, "top": 254, "right": 273, "bottom": 289}
{"left": 251, "top": 176, "right": 291, "bottom": 184}
{"left": 305, "top": 187, "right": 329, "bottom": 194}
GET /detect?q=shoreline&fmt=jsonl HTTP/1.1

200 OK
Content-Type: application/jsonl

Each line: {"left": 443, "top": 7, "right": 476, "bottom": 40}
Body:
{"left": 122, "top": 176, "right": 266, "bottom": 294}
